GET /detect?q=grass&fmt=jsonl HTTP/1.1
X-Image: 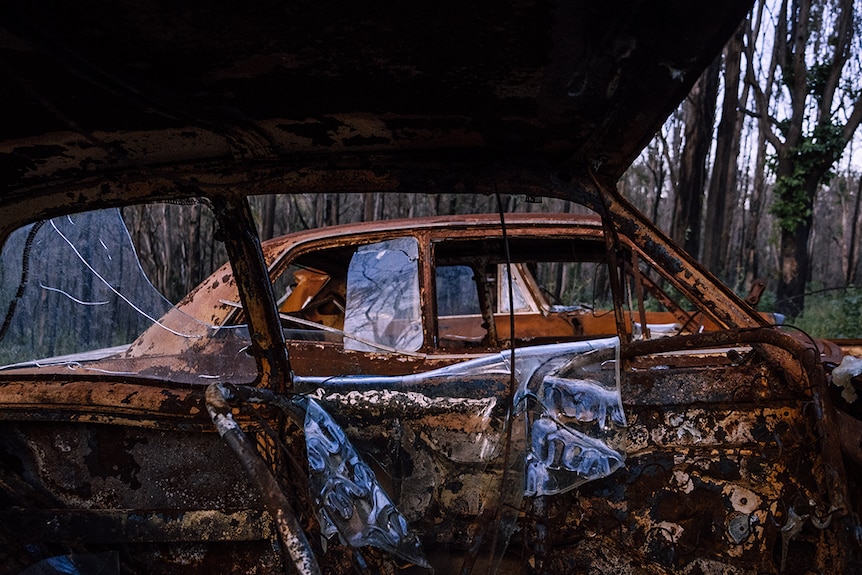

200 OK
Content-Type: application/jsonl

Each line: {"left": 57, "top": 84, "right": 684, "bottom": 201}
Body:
{"left": 790, "top": 287, "right": 862, "bottom": 340}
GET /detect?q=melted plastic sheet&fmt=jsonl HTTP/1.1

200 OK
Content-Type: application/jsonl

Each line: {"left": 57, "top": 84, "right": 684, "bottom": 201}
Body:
{"left": 528, "top": 373, "right": 626, "bottom": 495}
{"left": 302, "top": 397, "right": 428, "bottom": 567}
{"left": 399, "top": 338, "right": 628, "bottom": 496}
{"left": 296, "top": 338, "right": 626, "bottom": 562}
{"left": 833, "top": 354, "right": 862, "bottom": 403}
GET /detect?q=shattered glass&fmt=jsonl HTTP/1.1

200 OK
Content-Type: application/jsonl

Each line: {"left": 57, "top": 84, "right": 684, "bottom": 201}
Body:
{"left": 343, "top": 237, "right": 422, "bottom": 353}
{"left": 0, "top": 210, "right": 171, "bottom": 366}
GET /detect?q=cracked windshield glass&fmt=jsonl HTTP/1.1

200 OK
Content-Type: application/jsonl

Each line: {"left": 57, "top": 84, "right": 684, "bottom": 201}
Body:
{"left": 0, "top": 203, "right": 250, "bottom": 380}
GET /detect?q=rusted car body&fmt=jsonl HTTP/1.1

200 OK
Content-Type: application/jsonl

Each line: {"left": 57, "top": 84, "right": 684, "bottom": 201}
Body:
{"left": 2, "top": 0, "right": 861, "bottom": 574}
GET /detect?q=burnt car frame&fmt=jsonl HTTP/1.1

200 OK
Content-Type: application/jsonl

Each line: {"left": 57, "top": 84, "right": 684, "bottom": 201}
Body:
{"left": 2, "top": 0, "right": 862, "bottom": 574}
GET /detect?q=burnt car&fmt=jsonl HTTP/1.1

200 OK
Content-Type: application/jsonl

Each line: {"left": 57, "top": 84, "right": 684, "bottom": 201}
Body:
{"left": 1, "top": 201, "right": 859, "bottom": 574}
{"left": 2, "top": 0, "right": 862, "bottom": 574}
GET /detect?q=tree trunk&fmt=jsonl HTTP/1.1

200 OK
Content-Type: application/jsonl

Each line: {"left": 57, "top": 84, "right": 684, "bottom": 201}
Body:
{"left": 846, "top": 176, "right": 862, "bottom": 285}
{"left": 704, "top": 27, "right": 744, "bottom": 278}
{"left": 363, "top": 192, "right": 378, "bottom": 222}
{"left": 775, "top": 202, "right": 813, "bottom": 318}
{"left": 671, "top": 58, "right": 720, "bottom": 257}
{"left": 259, "top": 194, "right": 277, "bottom": 241}
{"left": 742, "top": 124, "right": 769, "bottom": 293}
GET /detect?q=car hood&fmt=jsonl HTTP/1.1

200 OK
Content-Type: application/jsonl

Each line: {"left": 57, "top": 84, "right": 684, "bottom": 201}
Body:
{"left": 1, "top": 0, "right": 752, "bottom": 236}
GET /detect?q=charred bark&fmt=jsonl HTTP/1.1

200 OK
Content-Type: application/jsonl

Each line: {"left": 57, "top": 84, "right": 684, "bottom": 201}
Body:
{"left": 704, "top": 26, "right": 745, "bottom": 278}
{"left": 671, "top": 58, "right": 720, "bottom": 258}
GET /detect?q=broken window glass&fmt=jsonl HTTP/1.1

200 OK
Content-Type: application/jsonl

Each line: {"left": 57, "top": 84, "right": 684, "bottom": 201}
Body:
{"left": 0, "top": 210, "right": 173, "bottom": 366}
{"left": 343, "top": 237, "right": 422, "bottom": 353}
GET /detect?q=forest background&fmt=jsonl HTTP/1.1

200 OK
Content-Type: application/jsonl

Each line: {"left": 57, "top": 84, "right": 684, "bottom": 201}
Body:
{"left": 123, "top": 0, "right": 862, "bottom": 340}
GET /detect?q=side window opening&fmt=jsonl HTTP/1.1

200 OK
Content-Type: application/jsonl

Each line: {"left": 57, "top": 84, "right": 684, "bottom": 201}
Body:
{"left": 434, "top": 237, "right": 597, "bottom": 350}
{"left": 435, "top": 265, "right": 485, "bottom": 348}
{"left": 433, "top": 234, "right": 751, "bottom": 353}
{"left": 533, "top": 260, "right": 612, "bottom": 312}
{"left": 436, "top": 265, "right": 481, "bottom": 317}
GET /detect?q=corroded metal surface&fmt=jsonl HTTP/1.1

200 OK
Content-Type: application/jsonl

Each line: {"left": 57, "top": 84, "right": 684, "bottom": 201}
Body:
{"left": 0, "top": 421, "right": 285, "bottom": 573}
{"left": 0, "top": 378, "right": 208, "bottom": 429}
{"left": 297, "top": 350, "right": 853, "bottom": 573}
{"left": 1, "top": 205, "right": 860, "bottom": 574}
{"left": 3, "top": 509, "right": 274, "bottom": 543}
{"left": 212, "top": 197, "right": 293, "bottom": 393}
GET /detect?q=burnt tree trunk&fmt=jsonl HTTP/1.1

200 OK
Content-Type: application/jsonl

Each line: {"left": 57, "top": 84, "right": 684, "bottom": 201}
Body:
{"left": 704, "top": 27, "right": 744, "bottom": 278}
{"left": 671, "top": 58, "right": 720, "bottom": 257}
{"left": 846, "top": 177, "right": 862, "bottom": 285}
{"left": 741, "top": 1, "right": 773, "bottom": 295}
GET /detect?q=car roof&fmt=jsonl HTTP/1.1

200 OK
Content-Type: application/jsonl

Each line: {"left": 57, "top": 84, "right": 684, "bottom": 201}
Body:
{"left": 265, "top": 211, "right": 603, "bottom": 246}
{"left": 1, "top": 1, "right": 753, "bottom": 240}
{"left": 255, "top": 212, "right": 607, "bottom": 277}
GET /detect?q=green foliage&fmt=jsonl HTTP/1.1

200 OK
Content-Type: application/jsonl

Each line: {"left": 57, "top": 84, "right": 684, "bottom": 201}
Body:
{"left": 771, "top": 177, "right": 813, "bottom": 232}
{"left": 753, "top": 288, "right": 778, "bottom": 314}
{"left": 806, "top": 61, "right": 832, "bottom": 101}
{"left": 769, "top": 122, "right": 844, "bottom": 232}
{"left": 793, "top": 287, "right": 862, "bottom": 339}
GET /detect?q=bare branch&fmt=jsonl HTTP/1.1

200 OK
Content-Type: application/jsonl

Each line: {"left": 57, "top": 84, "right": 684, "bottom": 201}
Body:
{"left": 821, "top": 0, "right": 854, "bottom": 110}
{"left": 842, "top": 93, "right": 862, "bottom": 145}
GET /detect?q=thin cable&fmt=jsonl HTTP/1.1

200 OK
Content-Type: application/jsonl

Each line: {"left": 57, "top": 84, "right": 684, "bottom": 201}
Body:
{"left": 484, "top": 186, "right": 518, "bottom": 574}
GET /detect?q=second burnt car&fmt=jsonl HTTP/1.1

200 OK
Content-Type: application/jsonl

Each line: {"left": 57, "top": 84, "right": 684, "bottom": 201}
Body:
{"left": 5, "top": 210, "right": 785, "bottom": 379}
